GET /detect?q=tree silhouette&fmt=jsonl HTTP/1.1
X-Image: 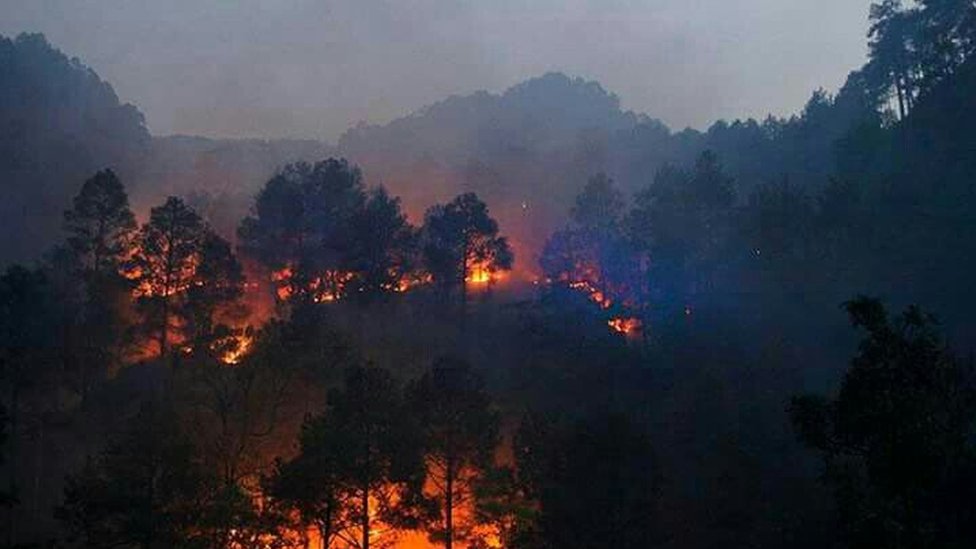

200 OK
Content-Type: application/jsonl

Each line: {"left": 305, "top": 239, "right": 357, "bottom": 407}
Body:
{"left": 57, "top": 404, "right": 211, "bottom": 549}
{"left": 292, "top": 366, "right": 425, "bottom": 549}
{"left": 421, "top": 193, "right": 513, "bottom": 308}
{"left": 0, "top": 265, "right": 62, "bottom": 544}
{"left": 61, "top": 169, "right": 138, "bottom": 394}
{"left": 266, "top": 422, "right": 349, "bottom": 549}
{"left": 515, "top": 412, "right": 660, "bottom": 549}
{"left": 63, "top": 169, "right": 137, "bottom": 276}
{"left": 183, "top": 232, "right": 246, "bottom": 354}
{"left": 238, "top": 159, "right": 365, "bottom": 304}
{"left": 868, "top": 0, "right": 920, "bottom": 118}
{"left": 345, "top": 187, "right": 418, "bottom": 298}
{"left": 408, "top": 357, "right": 499, "bottom": 549}
{"left": 130, "top": 197, "right": 206, "bottom": 356}
{"left": 790, "top": 296, "right": 976, "bottom": 548}
{"left": 130, "top": 197, "right": 242, "bottom": 358}
{"left": 627, "top": 151, "right": 735, "bottom": 311}
{"left": 0, "top": 403, "right": 10, "bottom": 510}
{"left": 569, "top": 173, "right": 625, "bottom": 233}
{"left": 540, "top": 174, "right": 643, "bottom": 317}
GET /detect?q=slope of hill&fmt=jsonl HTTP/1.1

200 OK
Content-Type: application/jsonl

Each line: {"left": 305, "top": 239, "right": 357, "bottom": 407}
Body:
{"left": 0, "top": 33, "right": 150, "bottom": 264}
{"left": 336, "top": 71, "right": 871, "bottom": 276}
{"left": 338, "top": 73, "right": 666, "bottom": 275}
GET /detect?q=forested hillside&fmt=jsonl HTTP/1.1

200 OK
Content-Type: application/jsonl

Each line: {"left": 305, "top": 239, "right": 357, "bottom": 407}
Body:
{"left": 2, "top": 1, "right": 976, "bottom": 547}
{"left": 0, "top": 33, "right": 149, "bottom": 263}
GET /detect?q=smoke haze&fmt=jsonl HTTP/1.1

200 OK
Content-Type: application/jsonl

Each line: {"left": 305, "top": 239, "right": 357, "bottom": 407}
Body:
{"left": 0, "top": 0, "right": 871, "bottom": 140}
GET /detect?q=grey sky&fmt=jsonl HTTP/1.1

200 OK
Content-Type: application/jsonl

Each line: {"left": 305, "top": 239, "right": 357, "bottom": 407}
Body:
{"left": 0, "top": 0, "right": 873, "bottom": 141}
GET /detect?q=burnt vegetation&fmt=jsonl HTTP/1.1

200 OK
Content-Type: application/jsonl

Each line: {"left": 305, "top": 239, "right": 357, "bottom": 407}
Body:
{"left": 3, "top": 1, "right": 976, "bottom": 548}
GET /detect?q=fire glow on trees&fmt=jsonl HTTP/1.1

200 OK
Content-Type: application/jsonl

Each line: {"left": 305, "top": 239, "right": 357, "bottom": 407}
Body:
{"left": 538, "top": 174, "right": 647, "bottom": 339}
{"left": 125, "top": 196, "right": 257, "bottom": 363}
{"left": 607, "top": 316, "right": 642, "bottom": 337}
{"left": 270, "top": 265, "right": 437, "bottom": 303}
{"left": 297, "top": 485, "right": 503, "bottom": 549}
{"left": 422, "top": 193, "right": 514, "bottom": 298}
{"left": 545, "top": 260, "right": 644, "bottom": 339}
{"left": 466, "top": 257, "right": 506, "bottom": 287}
{"left": 569, "top": 279, "right": 610, "bottom": 309}
{"left": 567, "top": 276, "right": 642, "bottom": 338}
{"left": 213, "top": 329, "right": 254, "bottom": 365}
{"left": 271, "top": 266, "right": 357, "bottom": 303}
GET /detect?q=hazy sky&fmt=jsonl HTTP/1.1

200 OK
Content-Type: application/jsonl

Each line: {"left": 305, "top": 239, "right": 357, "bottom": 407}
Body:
{"left": 0, "top": 0, "right": 873, "bottom": 141}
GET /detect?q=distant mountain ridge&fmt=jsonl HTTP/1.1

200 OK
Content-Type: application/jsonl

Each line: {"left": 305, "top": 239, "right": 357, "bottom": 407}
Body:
{"left": 0, "top": 32, "right": 867, "bottom": 271}
{"left": 340, "top": 72, "right": 654, "bottom": 162}
{"left": 0, "top": 32, "right": 150, "bottom": 264}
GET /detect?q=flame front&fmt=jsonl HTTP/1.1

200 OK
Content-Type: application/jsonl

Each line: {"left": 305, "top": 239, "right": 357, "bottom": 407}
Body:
{"left": 219, "top": 331, "right": 253, "bottom": 365}
{"left": 608, "top": 317, "right": 642, "bottom": 337}
{"left": 466, "top": 257, "right": 505, "bottom": 287}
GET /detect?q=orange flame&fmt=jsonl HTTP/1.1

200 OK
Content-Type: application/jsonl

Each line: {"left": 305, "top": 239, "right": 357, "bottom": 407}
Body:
{"left": 556, "top": 265, "right": 645, "bottom": 338}
{"left": 218, "top": 331, "right": 253, "bottom": 365}
{"left": 271, "top": 266, "right": 355, "bottom": 303}
{"left": 569, "top": 280, "right": 611, "bottom": 309}
{"left": 466, "top": 258, "right": 506, "bottom": 286}
{"left": 608, "top": 317, "right": 642, "bottom": 337}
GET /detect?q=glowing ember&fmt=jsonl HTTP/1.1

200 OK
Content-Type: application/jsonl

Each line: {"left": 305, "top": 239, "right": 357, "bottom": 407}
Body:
{"left": 569, "top": 280, "right": 612, "bottom": 309}
{"left": 218, "top": 331, "right": 253, "bottom": 365}
{"left": 389, "top": 271, "right": 433, "bottom": 293}
{"left": 271, "top": 266, "right": 355, "bottom": 303}
{"left": 466, "top": 258, "right": 505, "bottom": 286}
{"left": 554, "top": 265, "right": 647, "bottom": 338}
{"left": 467, "top": 265, "right": 492, "bottom": 284}
{"left": 608, "top": 317, "right": 642, "bottom": 337}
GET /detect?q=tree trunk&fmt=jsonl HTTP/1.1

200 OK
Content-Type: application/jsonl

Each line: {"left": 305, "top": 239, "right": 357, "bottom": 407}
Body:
{"left": 319, "top": 517, "right": 330, "bottom": 549}
{"left": 361, "top": 486, "right": 370, "bottom": 549}
{"left": 31, "top": 420, "right": 44, "bottom": 524}
{"left": 6, "top": 383, "right": 20, "bottom": 547}
{"left": 144, "top": 468, "right": 156, "bottom": 549}
{"left": 159, "top": 295, "right": 169, "bottom": 359}
{"left": 445, "top": 458, "right": 454, "bottom": 549}
{"left": 461, "top": 251, "right": 469, "bottom": 319}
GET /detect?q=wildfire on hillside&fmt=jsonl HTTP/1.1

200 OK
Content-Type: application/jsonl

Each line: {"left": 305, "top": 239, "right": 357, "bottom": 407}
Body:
{"left": 389, "top": 270, "right": 434, "bottom": 293}
{"left": 569, "top": 279, "right": 611, "bottom": 309}
{"left": 550, "top": 264, "right": 644, "bottom": 339}
{"left": 466, "top": 255, "right": 508, "bottom": 288}
{"left": 215, "top": 329, "right": 254, "bottom": 365}
{"left": 268, "top": 258, "right": 508, "bottom": 304}
{"left": 298, "top": 476, "right": 504, "bottom": 549}
{"left": 608, "top": 316, "right": 642, "bottom": 337}
{"left": 271, "top": 266, "right": 356, "bottom": 303}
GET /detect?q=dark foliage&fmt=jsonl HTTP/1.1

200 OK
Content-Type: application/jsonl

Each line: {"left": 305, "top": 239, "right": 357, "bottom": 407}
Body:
{"left": 791, "top": 297, "right": 976, "bottom": 548}
{"left": 0, "top": 33, "right": 149, "bottom": 265}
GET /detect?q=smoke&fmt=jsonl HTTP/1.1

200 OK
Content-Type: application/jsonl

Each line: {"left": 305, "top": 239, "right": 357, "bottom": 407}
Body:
{"left": 0, "top": 0, "right": 871, "bottom": 140}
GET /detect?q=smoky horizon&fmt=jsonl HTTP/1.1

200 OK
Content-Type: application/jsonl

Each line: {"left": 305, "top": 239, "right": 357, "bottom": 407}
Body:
{"left": 0, "top": 0, "right": 871, "bottom": 141}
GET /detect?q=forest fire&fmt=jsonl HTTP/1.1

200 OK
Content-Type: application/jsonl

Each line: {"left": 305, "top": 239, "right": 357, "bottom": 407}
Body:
{"left": 291, "top": 476, "right": 504, "bottom": 549}
{"left": 467, "top": 265, "right": 493, "bottom": 284}
{"left": 271, "top": 267, "right": 356, "bottom": 303}
{"left": 558, "top": 271, "right": 643, "bottom": 338}
{"left": 389, "top": 271, "right": 433, "bottom": 293}
{"left": 466, "top": 255, "right": 508, "bottom": 287}
{"left": 217, "top": 331, "right": 253, "bottom": 365}
{"left": 569, "top": 279, "right": 611, "bottom": 309}
{"left": 608, "top": 316, "right": 642, "bottom": 337}
{"left": 8, "top": 2, "right": 976, "bottom": 547}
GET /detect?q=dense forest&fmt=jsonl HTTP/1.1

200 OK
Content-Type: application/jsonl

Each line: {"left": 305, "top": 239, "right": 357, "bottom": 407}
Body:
{"left": 3, "top": 1, "right": 976, "bottom": 548}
